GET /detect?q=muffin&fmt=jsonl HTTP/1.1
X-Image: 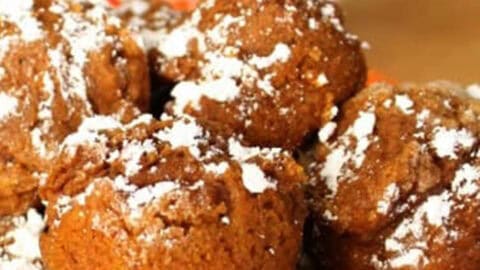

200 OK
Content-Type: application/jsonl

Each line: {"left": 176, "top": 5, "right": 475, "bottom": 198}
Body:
{"left": 154, "top": 0, "right": 366, "bottom": 149}
{"left": 307, "top": 82, "right": 480, "bottom": 269}
{"left": 0, "top": 0, "right": 149, "bottom": 215}
{"left": 39, "top": 115, "right": 306, "bottom": 270}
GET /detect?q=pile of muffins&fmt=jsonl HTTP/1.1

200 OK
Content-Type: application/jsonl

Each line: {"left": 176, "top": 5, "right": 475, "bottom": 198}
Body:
{"left": 0, "top": 0, "right": 479, "bottom": 269}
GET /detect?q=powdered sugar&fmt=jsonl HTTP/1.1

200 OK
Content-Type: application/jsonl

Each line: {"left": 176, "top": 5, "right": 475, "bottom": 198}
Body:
{"left": 154, "top": 119, "right": 205, "bottom": 158}
{"left": 0, "top": 209, "right": 45, "bottom": 270}
{"left": 379, "top": 192, "right": 453, "bottom": 269}
{"left": 58, "top": 5, "right": 113, "bottom": 102}
{"left": 377, "top": 183, "right": 400, "bottom": 215}
{"left": 0, "top": 93, "right": 18, "bottom": 121}
{"left": 320, "top": 109, "right": 377, "bottom": 196}
{"left": 431, "top": 127, "right": 475, "bottom": 159}
{"left": 171, "top": 79, "right": 240, "bottom": 115}
{"left": 127, "top": 181, "right": 179, "bottom": 210}
{"left": 451, "top": 163, "right": 480, "bottom": 197}
{"left": 394, "top": 94, "right": 414, "bottom": 115}
{"left": 315, "top": 73, "right": 329, "bottom": 87}
{"left": 466, "top": 84, "right": 480, "bottom": 99}
{"left": 120, "top": 139, "right": 157, "bottom": 177}
{"left": 157, "top": 9, "right": 204, "bottom": 58}
{"left": 241, "top": 163, "right": 276, "bottom": 193}
{"left": 320, "top": 3, "right": 344, "bottom": 32}
{"left": 249, "top": 43, "right": 291, "bottom": 69}
{"left": 0, "top": 0, "right": 44, "bottom": 42}
{"left": 160, "top": 3, "right": 307, "bottom": 117}
{"left": 228, "top": 137, "right": 282, "bottom": 162}
{"left": 204, "top": 162, "right": 230, "bottom": 175}
{"left": 318, "top": 122, "right": 337, "bottom": 143}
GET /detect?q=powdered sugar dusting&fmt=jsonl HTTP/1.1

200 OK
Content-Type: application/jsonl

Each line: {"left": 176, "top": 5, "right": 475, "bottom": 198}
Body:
{"left": 127, "top": 181, "right": 179, "bottom": 210}
{"left": 315, "top": 73, "right": 329, "bottom": 87}
{"left": 120, "top": 139, "right": 157, "bottom": 177}
{"left": 374, "top": 162, "right": 480, "bottom": 268}
{"left": 161, "top": 1, "right": 329, "bottom": 121}
{"left": 0, "top": 0, "right": 43, "bottom": 42}
{"left": 249, "top": 43, "right": 291, "bottom": 69}
{"left": 320, "top": 108, "right": 377, "bottom": 196}
{"left": 226, "top": 138, "right": 285, "bottom": 193}
{"left": 381, "top": 192, "right": 452, "bottom": 269}
{"left": 57, "top": 4, "right": 113, "bottom": 103}
{"left": 241, "top": 163, "right": 276, "bottom": 194}
{"left": 0, "top": 93, "right": 18, "bottom": 121}
{"left": 431, "top": 127, "right": 475, "bottom": 159}
{"left": 466, "top": 84, "right": 480, "bottom": 99}
{"left": 377, "top": 183, "right": 400, "bottom": 215}
{"left": 0, "top": 209, "right": 45, "bottom": 270}
{"left": 320, "top": 3, "right": 344, "bottom": 33}
{"left": 0, "top": 0, "right": 146, "bottom": 170}
{"left": 204, "top": 162, "right": 229, "bottom": 175}
{"left": 228, "top": 138, "right": 282, "bottom": 162}
{"left": 394, "top": 94, "right": 414, "bottom": 115}
{"left": 154, "top": 119, "right": 205, "bottom": 158}
{"left": 318, "top": 122, "right": 337, "bottom": 143}
{"left": 171, "top": 79, "right": 240, "bottom": 115}
{"left": 451, "top": 163, "right": 480, "bottom": 197}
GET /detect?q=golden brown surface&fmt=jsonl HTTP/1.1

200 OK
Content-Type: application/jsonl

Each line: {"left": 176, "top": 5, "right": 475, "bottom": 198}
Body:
{"left": 307, "top": 83, "right": 480, "bottom": 269}
{"left": 0, "top": 0, "right": 149, "bottom": 215}
{"left": 40, "top": 115, "right": 306, "bottom": 270}
{"left": 155, "top": 0, "right": 366, "bottom": 149}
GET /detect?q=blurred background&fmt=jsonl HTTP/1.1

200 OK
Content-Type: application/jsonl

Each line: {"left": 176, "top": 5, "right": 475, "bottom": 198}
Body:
{"left": 342, "top": 0, "right": 480, "bottom": 84}
{"left": 166, "top": 0, "right": 480, "bottom": 84}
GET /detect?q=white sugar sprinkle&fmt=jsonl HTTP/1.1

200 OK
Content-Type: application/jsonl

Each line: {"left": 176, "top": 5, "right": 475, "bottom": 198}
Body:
{"left": 154, "top": 119, "right": 205, "bottom": 158}
{"left": 466, "top": 84, "right": 480, "bottom": 99}
{"left": 204, "top": 162, "right": 229, "bottom": 175}
{"left": 0, "top": 93, "right": 18, "bottom": 121}
{"left": 422, "top": 193, "right": 452, "bottom": 227}
{"left": 220, "top": 216, "right": 230, "bottom": 225}
{"left": 228, "top": 138, "right": 282, "bottom": 162}
{"left": 249, "top": 43, "right": 291, "bottom": 69}
{"left": 382, "top": 192, "right": 453, "bottom": 269}
{"left": 171, "top": 79, "right": 240, "bottom": 115}
{"left": 120, "top": 139, "right": 156, "bottom": 177}
{"left": 320, "top": 109, "right": 376, "bottom": 196}
{"left": 377, "top": 183, "right": 400, "bottom": 215}
{"left": 0, "top": 209, "right": 45, "bottom": 270}
{"left": 394, "top": 94, "right": 414, "bottom": 115}
{"left": 30, "top": 128, "right": 49, "bottom": 158}
{"left": 241, "top": 163, "right": 276, "bottom": 194}
{"left": 431, "top": 127, "right": 475, "bottom": 159}
{"left": 318, "top": 122, "right": 337, "bottom": 143}
{"left": 0, "top": 0, "right": 44, "bottom": 42}
{"left": 451, "top": 163, "right": 480, "bottom": 197}
{"left": 315, "top": 73, "right": 329, "bottom": 87}
{"left": 127, "top": 181, "right": 178, "bottom": 210}
{"left": 388, "top": 248, "right": 427, "bottom": 269}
